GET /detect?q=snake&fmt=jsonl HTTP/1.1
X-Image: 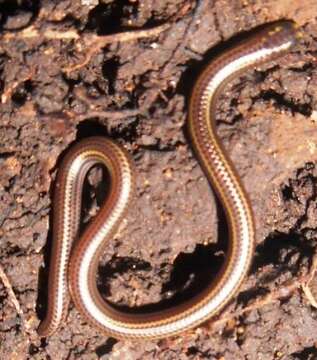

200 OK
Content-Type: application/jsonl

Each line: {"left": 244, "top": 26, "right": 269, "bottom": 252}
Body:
{"left": 38, "top": 20, "right": 300, "bottom": 339}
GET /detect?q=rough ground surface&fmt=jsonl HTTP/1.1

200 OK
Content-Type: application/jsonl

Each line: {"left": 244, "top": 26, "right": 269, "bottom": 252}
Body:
{"left": 1, "top": 0, "right": 317, "bottom": 359}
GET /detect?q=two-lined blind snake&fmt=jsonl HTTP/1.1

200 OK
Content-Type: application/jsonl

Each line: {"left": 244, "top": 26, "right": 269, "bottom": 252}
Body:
{"left": 38, "top": 21, "right": 300, "bottom": 339}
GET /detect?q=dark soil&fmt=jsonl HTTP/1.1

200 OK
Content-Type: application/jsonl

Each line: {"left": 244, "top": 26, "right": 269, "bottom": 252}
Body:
{"left": 1, "top": 1, "right": 317, "bottom": 359}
